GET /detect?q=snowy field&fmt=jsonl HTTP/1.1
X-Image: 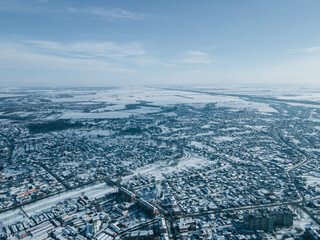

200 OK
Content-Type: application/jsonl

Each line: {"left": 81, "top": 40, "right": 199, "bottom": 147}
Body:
{"left": 123, "top": 152, "right": 216, "bottom": 182}
{"left": 3, "top": 86, "right": 320, "bottom": 119}
{"left": 24, "top": 87, "right": 280, "bottom": 119}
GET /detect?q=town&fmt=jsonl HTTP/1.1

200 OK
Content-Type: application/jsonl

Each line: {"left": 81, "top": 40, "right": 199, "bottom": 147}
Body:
{"left": 0, "top": 87, "right": 320, "bottom": 240}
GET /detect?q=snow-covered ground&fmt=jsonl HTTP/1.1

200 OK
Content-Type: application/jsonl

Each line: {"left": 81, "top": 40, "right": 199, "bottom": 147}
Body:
{"left": 292, "top": 206, "right": 319, "bottom": 230}
{"left": 123, "top": 152, "right": 214, "bottom": 182}
{"left": 31, "top": 87, "right": 280, "bottom": 119}
{"left": 303, "top": 171, "right": 320, "bottom": 187}
{"left": 0, "top": 182, "right": 116, "bottom": 225}
{"left": 213, "top": 136, "right": 238, "bottom": 143}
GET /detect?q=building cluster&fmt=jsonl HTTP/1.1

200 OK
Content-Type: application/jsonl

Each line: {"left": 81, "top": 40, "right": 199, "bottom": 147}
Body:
{"left": 1, "top": 88, "right": 320, "bottom": 239}
{"left": 1, "top": 88, "right": 320, "bottom": 214}
{"left": 243, "top": 207, "right": 293, "bottom": 232}
{"left": 118, "top": 187, "right": 159, "bottom": 216}
{"left": 0, "top": 163, "right": 64, "bottom": 211}
{"left": 305, "top": 227, "right": 320, "bottom": 240}
{"left": 1, "top": 190, "right": 158, "bottom": 240}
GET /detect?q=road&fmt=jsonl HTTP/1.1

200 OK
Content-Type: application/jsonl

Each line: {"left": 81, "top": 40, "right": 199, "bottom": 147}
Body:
{"left": 275, "top": 128, "right": 309, "bottom": 202}
{"left": 118, "top": 219, "right": 159, "bottom": 236}
{"left": 37, "top": 163, "right": 70, "bottom": 189}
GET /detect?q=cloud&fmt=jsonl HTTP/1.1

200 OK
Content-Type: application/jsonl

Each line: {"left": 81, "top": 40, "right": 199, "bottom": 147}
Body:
{"left": 0, "top": 39, "right": 156, "bottom": 73}
{"left": 0, "top": 0, "right": 49, "bottom": 13}
{"left": 24, "top": 40, "right": 148, "bottom": 59}
{"left": 186, "top": 50, "right": 208, "bottom": 56}
{"left": 285, "top": 46, "right": 320, "bottom": 53}
{"left": 68, "top": 7, "right": 144, "bottom": 21}
{"left": 0, "top": 1, "right": 143, "bottom": 22}
{"left": 175, "top": 50, "right": 213, "bottom": 64}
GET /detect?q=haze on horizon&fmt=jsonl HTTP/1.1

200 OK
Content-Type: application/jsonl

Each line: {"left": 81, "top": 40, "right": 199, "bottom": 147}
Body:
{"left": 1, "top": 0, "right": 320, "bottom": 88}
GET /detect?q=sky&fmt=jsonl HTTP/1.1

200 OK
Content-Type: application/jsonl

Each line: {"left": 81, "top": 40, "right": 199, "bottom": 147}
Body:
{"left": 0, "top": 0, "right": 320, "bottom": 87}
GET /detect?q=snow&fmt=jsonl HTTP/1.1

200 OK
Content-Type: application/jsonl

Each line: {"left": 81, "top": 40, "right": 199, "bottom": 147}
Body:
{"left": 123, "top": 152, "right": 214, "bottom": 182}
{"left": 216, "top": 99, "right": 277, "bottom": 113}
{"left": 196, "top": 131, "right": 215, "bottom": 136}
{"left": 86, "top": 130, "right": 114, "bottom": 136}
{"left": 59, "top": 106, "right": 160, "bottom": 119}
{"left": 292, "top": 206, "right": 319, "bottom": 229}
{"left": 60, "top": 111, "right": 133, "bottom": 119}
{"left": 0, "top": 208, "right": 25, "bottom": 226}
{"left": 190, "top": 141, "right": 215, "bottom": 152}
{"left": 0, "top": 182, "right": 116, "bottom": 225}
{"left": 213, "top": 136, "right": 238, "bottom": 142}
{"left": 28, "top": 87, "right": 280, "bottom": 120}
{"left": 303, "top": 171, "right": 320, "bottom": 187}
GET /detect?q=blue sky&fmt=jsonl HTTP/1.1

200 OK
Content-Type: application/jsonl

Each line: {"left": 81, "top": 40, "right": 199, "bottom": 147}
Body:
{"left": 1, "top": 0, "right": 320, "bottom": 87}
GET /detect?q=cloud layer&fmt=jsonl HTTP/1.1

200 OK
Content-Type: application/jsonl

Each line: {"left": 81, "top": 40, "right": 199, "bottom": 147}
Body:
{"left": 176, "top": 50, "right": 213, "bottom": 64}
{"left": 0, "top": 37, "right": 320, "bottom": 87}
{"left": 0, "top": 39, "right": 157, "bottom": 73}
{"left": 68, "top": 7, "right": 144, "bottom": 21}
{"left": 286, "top": 46, "right": 320, "bottom": 53}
